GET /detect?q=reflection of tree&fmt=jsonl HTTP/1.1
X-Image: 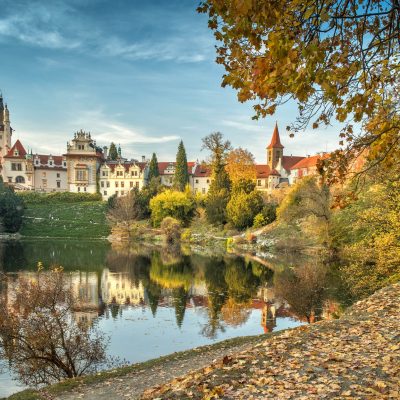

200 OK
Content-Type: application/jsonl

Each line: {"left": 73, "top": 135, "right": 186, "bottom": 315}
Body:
{"left": 224, "top": 258, "right": 259, "bottom": 303}
{"left": 0, "top": 269, "right": 108, "bottom": 386}
{"left": 203, "top": 257, "right": 228, "bottom": 338}
{"left": 172, "top": 286, "right": 188, "bottom": 328}
{"left": 146, "top": 281, "right": 162, "bottom": 317}
{"left": 149, "top": 252, "right": 193, "bottom": 290}
{"left": 274, "top": 262, "right": 327, "bottom": 323}
{"left": 220, "top": 298, "right": 251, "bottom": 327}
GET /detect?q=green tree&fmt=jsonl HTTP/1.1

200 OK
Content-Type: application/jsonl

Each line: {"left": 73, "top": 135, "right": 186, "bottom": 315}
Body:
{"left": 226, "top": 180, "right": 264, "bottom": 230}
{"left": 174, "top": 141, "right": 189, "bottom": 191}
{"left": 149, "top": 189, "right": 196, "bottom": 227}
{"left": 202, "top": 132, "right": 232, "bottom": 225}
{"left": 108, "top": 142, "right": 118, "bottom": 161}
{"left": 198, "top": 1, "right": 400, "bottom": 181}
{"left": 0, "top": 185, "right": 24, "bottom": 233}
{"left": 148, "top": 153, "right": 160, "bottom": 180}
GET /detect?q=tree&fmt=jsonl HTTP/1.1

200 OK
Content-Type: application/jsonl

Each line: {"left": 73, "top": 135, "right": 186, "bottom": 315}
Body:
{"left": 0, "top": 267, "right": 108, "bottom": 386}
{"left": 198, "top": 1, "right": 400, "bottom": 182}
{"left": 161, "top": 216, "right": 182, "bottom": 243}
{"left": 226, "top": 180, "right": 264, "bottom": 230}
{"left": 149, "top": 189, "right": 196, "bottom": 227}
{"left": 174, "top": 141, "right": 189, "bottom": 191}
{"left": 0, "top": 185, "right": 24, "bottom": 233}
{"left": 108, "top": 142, "right": 118, "bottom": 161}
{"left": 107, "top": 189, "right": 145, "bottom": 224}
{"left": 202, "top": 132, "right": 232, "bottom": 224}
{"left": 148, "top": 153, "right": 160, "bottom": 181}
{"left": 226, "top": 148, "right": 256, "bottom": 184}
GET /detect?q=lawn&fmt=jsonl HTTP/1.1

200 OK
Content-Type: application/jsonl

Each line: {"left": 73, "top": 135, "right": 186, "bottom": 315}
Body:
{"left": 20, "top": 201, "right": 110, "bottom": 239}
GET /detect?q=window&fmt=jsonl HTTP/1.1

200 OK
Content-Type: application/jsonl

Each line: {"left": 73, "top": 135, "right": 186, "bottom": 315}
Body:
{"left": 49, "top": 161, "right": 53, "bottom": 166}
{"left": 56, "top": 181, "right": 61, "bottom": 188}
{"left": 103, "top": 191, "right": 107, "bottom": 195}
{"left": 115, "top": 181, "right": 119, "bottom": 188}
{"left": 76, "top": 169, "right": 87, "bottom": 181}
{"left": 35, "top": 160, "right": 39, "bottom": 165}
{"left": 206, "top": 179, "right": 210, "bottom": 184}
{"left": 135, "top": 182, "right": 139, "bottom": 188}
{"left": 14, "top": 150, "right": 19, "bottom": 156}
{"left": 102, "top": 170, "right": 108, "bottom": 177}
{"left": 11, "top": 163, "right": 22, "bottom": 171}
{"left": 84, "top": 187, "right": 87, "bottom": 192}
{"left": 117, "top": 170, "right": 123, "bottom": 177}
{"left": 257, "top": 180, "right": 261, "bottom": 186}
{"left": 106, "top": 181, "right": 110, "bottom": 188}
{"left": 130, "top": 181, "right": 133, "bottom": 188}
{"left": 121, "top": 181, "right": 124, "bottom": 188}
{"left": 15, "top": 176, "right": 25, "bottom": 184}
{"left": 202, "top": 188, "right": 206, "bottom": 194}
{"left": 63, "top": 161, "right": 67, "bottom": 168}
{"left": 131, "top": 170, "right": 138, "bottom": 177}
{"left": 195, "top": 179, "right": 199, "bottom": 184}
{"left": 78, "top": 144, "right": 84, "bottom": 150}
{"left": 121, "top": 191, "right": 124, "bottom": 196}
{"left": 57, "top": 173, "right": 60, "bottom": 178}
{"left": 101, "top": 181, "right": 104, "bottom": 188}
{"left": 78, "top": 187, "right": 81, "bottom": 192}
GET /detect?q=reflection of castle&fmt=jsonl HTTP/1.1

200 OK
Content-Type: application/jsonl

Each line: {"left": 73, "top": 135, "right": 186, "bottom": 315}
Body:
{"left": 101, "top": 269, "right": 145, "bottom": 305}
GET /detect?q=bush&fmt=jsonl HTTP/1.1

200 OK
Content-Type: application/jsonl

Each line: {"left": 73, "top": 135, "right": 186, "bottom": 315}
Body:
{"left": 261, "top": 203, "right": 277, "bottom": 224}
{"left": 18, "top": 191, "right": 102, "bottom": 205}
{"left": 161, "top": 217, "right": 182, "bottom": 243}
{"left": 253, "top": 213, "right": 267, "bottom": 228}
{"left": 0, "top": 185, "right": 24, "bottom": 233}
{"left": 149, "top": 189, "right": 196, "bottom": 227}
{"left": 226, "top": 190, "right": 264, "bottom": 230}
{"left": 205, "top": 189, "right": 230, "bottom": 225}
{"left": 181, "top": 228, "right": 192, "bottom": 242}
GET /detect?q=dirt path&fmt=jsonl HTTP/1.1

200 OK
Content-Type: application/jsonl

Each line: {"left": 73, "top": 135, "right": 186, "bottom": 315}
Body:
{"left": 50, "top": 338, "right": 262, "bottom": 400}
{"left": 142, "top": 283, "right": 400, "bottom": 399}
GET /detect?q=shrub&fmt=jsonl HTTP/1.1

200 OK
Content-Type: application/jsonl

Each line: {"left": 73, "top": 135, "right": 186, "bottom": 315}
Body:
{"left": 149, "top": 189, "right": 195, "bottom": 227}
{"left": 161, "top": 217, "right": 182, "bottom": 243}
{"left": 205, "top": 189, "right": 230, "bottom": 225}
{"left": 0, "top": 185, "right": 24, "bottom": 233}
{"left": 226, "top": 190, "right": 264, "bottom": 230}
{"left": 17, "top": 191, "right": 102, "bottom": 205}
{"left": 253, "top": 213, "right": 267, "bottom": 228}
{"left": 181, "top": 228, "right": 192, "bottom": 242}
{"left": 261, "top": 203, "right": 277, "bottom": 224}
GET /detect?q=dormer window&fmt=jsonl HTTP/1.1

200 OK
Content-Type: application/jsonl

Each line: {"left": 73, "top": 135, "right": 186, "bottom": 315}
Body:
{"left": 35, "top": 159, "right": 39, "bottom": 165}
{"left": 14, "top": 150, "right": 19, "bottom": 156}
{"left": 49, "top": 161, "right": 53, "bottom": 166}
{"left": 63, "top": 161, "right": 67, "bottom": 167}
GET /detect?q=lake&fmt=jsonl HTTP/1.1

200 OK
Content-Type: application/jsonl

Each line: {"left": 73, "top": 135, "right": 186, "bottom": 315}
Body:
{"left": 0, "top": 239, "right": 350, "bottom": 398}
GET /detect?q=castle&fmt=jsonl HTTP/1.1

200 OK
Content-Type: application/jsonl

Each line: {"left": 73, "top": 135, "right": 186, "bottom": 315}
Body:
{"left": 0, "top": 96, "right": 325, "bottom": 199}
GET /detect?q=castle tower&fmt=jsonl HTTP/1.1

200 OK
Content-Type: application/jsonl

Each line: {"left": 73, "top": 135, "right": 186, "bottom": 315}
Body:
{"left": 0, "top": 95, "right": 12, "bottom": 160}
{"left": 266, "top": 123, "right": 284, "bottom": 169}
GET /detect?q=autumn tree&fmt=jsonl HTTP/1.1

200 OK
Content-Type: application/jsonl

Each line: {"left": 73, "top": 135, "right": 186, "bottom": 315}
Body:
{"left": 202, "top": 132, "right": 232, "bottom": 224}
{"left": 108, "top": 142, "right": 118, "bottom": 161}
{"left": 148, "top": 153, "right": 160, "bottom": 180}
{"left": 0, "top": 267, "right": 108, "bottom": 386}
{"left": 198, "top": 1, "right": 400, "bottom": 182}
{"left": 226, "top": 147, "right": 256, "bottom": 184}
{"left": 174, "top": 140, "right": 189, "bottom": 191}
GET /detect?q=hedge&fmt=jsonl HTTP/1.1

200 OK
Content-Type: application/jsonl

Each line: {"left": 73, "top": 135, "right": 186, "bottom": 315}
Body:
{"left": 17, "top": 191, "right": 103, "bottom": 204}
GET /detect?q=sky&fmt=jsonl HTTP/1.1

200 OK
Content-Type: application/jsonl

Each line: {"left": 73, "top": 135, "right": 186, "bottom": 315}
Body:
{"left": 0, "top": 0, "right": 341, "bottom": 162}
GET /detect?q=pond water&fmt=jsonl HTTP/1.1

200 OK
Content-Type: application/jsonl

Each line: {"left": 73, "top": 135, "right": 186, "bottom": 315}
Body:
{"left": 0, "top": 240, "right": 351, "bottom": 398}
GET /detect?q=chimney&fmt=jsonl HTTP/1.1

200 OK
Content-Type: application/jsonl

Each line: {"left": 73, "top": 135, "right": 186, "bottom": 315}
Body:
{"left": 103, "top": 146, "right": 108, "bottom": 158}
{"left": 142, "top": 155, "right": 145, "bottom": 162}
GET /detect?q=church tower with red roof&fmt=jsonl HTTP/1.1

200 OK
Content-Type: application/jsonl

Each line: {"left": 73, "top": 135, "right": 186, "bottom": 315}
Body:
{"left": 266, "top": 122, "right": 284, "bottom": 169}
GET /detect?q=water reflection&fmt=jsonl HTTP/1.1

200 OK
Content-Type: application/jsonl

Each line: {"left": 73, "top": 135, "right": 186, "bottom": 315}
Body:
{"left": 0, "top": 240, "right": 351, "bottom": 397}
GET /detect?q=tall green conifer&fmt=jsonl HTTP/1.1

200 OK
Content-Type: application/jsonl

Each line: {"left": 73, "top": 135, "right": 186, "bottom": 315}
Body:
{"left": 108, "top": 142, "right": 118, "bottom": 161}
{"left": 174, "top": 141, "right": 189, "bottom": 191}
{"left": 148, "top": 153, "right": 160, "bottom": 180}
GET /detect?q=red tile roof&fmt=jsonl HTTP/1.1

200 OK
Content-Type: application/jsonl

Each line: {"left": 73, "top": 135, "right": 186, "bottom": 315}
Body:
{"left": 4, "top": 140, "right": 27, "bottom": 159}
{"left": 34, "top": 154, "right": 65, "bottom": 167}
{"left": 290, "top": 154, "right": 329, "bottom": 170}
{"left": 281, "top": 155, "right": 305, "bottom": 171}
{"left": 267, "top": 123, "right": 284, "bottom": 149}
{"left": 192, "top": 164, "right": 211, "bottom": 177}
{"left": 255, "top": 164, "right": 280, "bottom": 178}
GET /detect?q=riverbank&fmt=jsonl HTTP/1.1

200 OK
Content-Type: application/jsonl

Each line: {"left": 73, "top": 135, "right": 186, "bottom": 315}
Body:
{"left": 7, "top": 283, "right": 399, "bottom": 400}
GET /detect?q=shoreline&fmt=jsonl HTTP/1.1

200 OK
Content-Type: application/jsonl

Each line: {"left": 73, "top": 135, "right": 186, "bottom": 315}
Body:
{"left": 7, "top": 283, "right": 400, "bottom": 400}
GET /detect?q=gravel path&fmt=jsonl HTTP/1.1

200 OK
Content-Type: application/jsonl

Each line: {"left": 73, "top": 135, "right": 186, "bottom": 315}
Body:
{"left": 43, "top": 283, "right": 399, "bottom": 400}
{"left": 142, "top": 283, "right": 400, "bottom": 399}
{"left": 53, "top": 340, "right": 261, "bottom": 400}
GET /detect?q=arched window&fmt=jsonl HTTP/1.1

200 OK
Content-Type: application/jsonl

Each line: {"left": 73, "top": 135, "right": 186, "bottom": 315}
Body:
{"left": 16, "top": 176, "right": 25, "bottom": 184}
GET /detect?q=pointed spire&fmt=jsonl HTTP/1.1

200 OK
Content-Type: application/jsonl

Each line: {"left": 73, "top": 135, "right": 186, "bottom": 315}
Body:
{"left": 267, "top": 122, "right": 284, "bottom": 149}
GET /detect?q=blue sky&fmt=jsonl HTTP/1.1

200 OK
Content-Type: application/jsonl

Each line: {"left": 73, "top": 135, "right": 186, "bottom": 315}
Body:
{"left": 0, "top": 0, "right": 341, "bottom": 162}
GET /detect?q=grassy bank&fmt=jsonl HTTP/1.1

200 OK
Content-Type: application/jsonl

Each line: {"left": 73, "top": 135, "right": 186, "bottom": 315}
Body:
{"left": 20, "top": 201, "right": 110, "bottom": 239}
